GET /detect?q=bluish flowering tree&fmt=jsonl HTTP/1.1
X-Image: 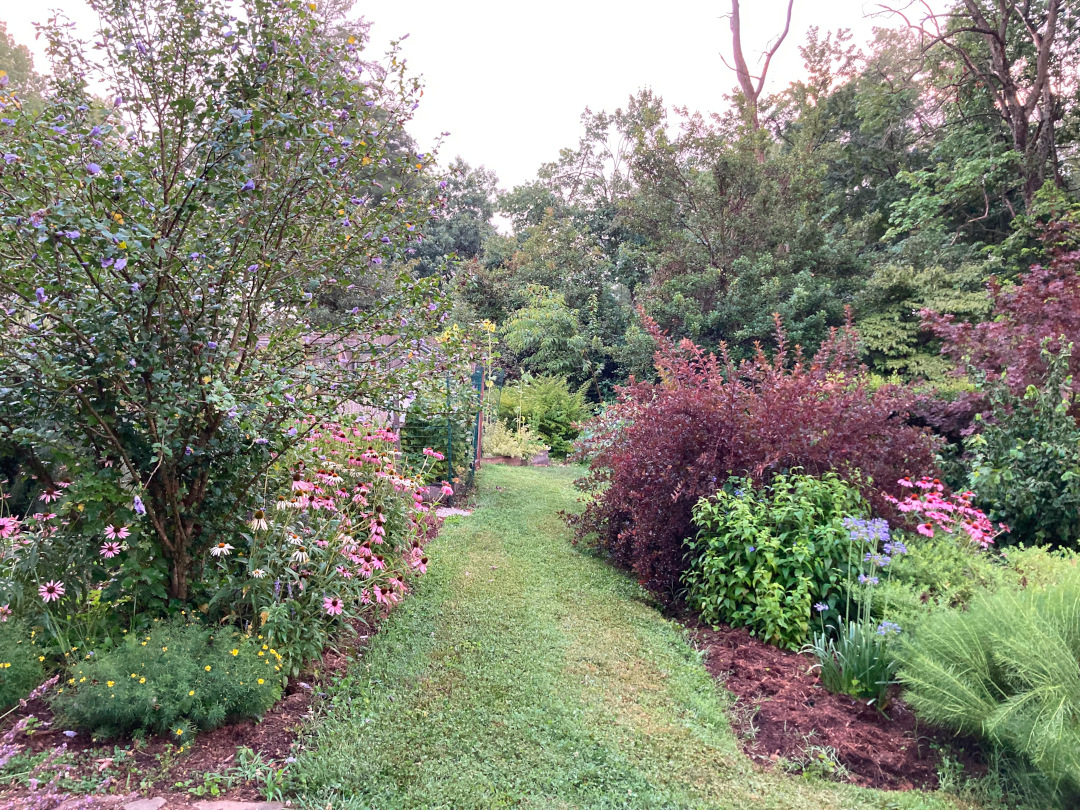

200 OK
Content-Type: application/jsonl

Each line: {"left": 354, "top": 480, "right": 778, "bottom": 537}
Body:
{"left": 0, "top": 0, "right": 451, "bottom": 603}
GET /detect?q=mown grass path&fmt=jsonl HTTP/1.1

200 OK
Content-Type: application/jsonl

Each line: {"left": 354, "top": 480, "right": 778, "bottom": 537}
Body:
{"left": 292, "top": 465, "right": 958, "bottom": 810}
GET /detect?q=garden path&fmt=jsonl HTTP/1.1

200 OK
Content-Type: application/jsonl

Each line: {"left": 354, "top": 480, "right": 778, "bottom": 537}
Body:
{"left": 291, "top": 465, "right": 957, "bottom": 809}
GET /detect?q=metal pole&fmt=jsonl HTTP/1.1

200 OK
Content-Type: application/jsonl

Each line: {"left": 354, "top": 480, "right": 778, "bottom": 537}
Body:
{"left": 445, "top": 372, "right": 453, "bottom": 507}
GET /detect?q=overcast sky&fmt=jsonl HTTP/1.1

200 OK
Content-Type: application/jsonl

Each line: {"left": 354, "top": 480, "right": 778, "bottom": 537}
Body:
{"left": 4, "top": 1, "right": 931, "bottom": 191}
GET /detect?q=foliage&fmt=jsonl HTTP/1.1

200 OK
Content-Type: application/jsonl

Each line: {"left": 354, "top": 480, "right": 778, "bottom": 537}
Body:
{"left": 898, "top": 571, "right": 1080, "bottom": 806}
{"left": 51, "top": 621, "right": 281, "bottom": 740}
{"left": 963, "top": 346, "right": 1080, "bottom": 548}
{"left": 925, "top": 255, "right": 1080, "bottom": 403}
{"left": 571, "top": 315, "right": 940, "bottom": 591}
{"left": 497, "top": 375, "right": 588, "bottom": 459}
{"left": 807, "top": 618, "right": 898, "bottom": 708}
{"left": 685, "top": 472, "right": 867, "bottom": 649}
{"left": 400, "top": 376, "right": 478, "bottom": 485}
{"left": 481, "top": 420, "right": 547, "bottom": 460}
{"left": 884, "top": 476, "right": 1008, "bottom": 550}
{"left": 0, "top": 0, "right": 450, "bottom": 603}
{"left": 0, "top": 619, "right": 42, "bottom": 710}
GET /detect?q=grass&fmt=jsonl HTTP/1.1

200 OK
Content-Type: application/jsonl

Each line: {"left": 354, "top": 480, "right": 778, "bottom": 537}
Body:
{"left": 291, "top": 464, "right": 964, "bottom": 809}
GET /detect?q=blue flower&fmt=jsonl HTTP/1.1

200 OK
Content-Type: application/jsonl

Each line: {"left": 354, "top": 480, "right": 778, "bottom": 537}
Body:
{"left": 207, "top": 341, "right": 218, "bottom": 350}
{"left": 877, "top": 621, "right": 901, "bottom": 636}
{"left": 1, "top": 119, "right": 15, "bottom": 126}
{"left": 115, "top": 257, "right": 128, "bottom": 271}
{"left": 814, "top": 602, "right": 828, "bottom": 613}
{"left": 747, "top": 546, "right": 756, "bottom": 553}
{"left": 86, "top": 163, "right": 102, "bottom": 175}
{"left": 241, "top": 178, "right": 255, "bottom": 191}
{"left": 64, "top": 230, "right": 80, "bottom": 239}
{"left": 35, "top": 288, "right": 47, "bottom": 304}
{"left": 133, "top": 495, "right": 146, "bottom": 516}
{"left": 51, "top": 126, "right": 67, "bottom": 135}
{"left": 858, "top": 574, "right": 879, "bottom": 586}
{"left": 2, "top": 153, "right": 16, "bottom": 164}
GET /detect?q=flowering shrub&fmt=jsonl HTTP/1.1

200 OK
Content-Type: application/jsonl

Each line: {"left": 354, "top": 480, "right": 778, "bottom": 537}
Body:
{"left": 0, "top": 0, "right": 454, "bottom": 606}
{"left": 0, "top": 619, "right": 42, "bottom": 710}
{"left": 572, "top": 314, "right": 940, "bottom": 591}
{"left": 884, "top": 477, "right": 1008, "bottom": 549}
{"left": 51, "top": 622, "right": 281, "bottom": 741}
{"left": 686, "top": 472, "right": 868, "bottom": 649}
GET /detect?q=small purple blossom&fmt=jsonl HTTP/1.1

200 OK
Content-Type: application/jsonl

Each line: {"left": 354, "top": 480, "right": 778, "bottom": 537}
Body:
{"left": 877, "top": 621, "right": 901, "bottom": 636}
{"left": 35, "top": 288, "right": 47, "bottom": 304}
{"left": 814, "top": 602, "right": 828, "bottom": 613}
{"left": 86, "top": 163, "right": 102, "bottom": 175}
{"left": 133, "top": 495, "right": 146, "bottom": 516}
{"left": 115, "top": 257, "right": 128, "bottom": 271}
{"left": 207, "top": 341, "right": 218, "bottom": 350}
{"left": 241, "top": 179, "right": 255, "bottom": 191}
{"left": 2, "top": 153, "right": 16, "bottom": 164}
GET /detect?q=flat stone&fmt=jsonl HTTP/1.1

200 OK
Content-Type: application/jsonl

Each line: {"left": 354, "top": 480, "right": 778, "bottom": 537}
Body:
{"left": 123, "top": 800, "right": 166, "bottom": 810}
{"left": 192, "top": 802, "right": 285, "bottom": 810}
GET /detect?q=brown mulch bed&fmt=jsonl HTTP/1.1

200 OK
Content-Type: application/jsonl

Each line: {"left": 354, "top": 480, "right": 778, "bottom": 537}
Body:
{"left": 689, "top": 621, "right": 978, "bottom": 791}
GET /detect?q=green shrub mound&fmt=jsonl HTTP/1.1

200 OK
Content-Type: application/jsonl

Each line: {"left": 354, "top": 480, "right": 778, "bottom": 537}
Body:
{"left": 497, "top": 375, "right": 587, "bottom": 459}
{"left": 899, "top": 571, "right": 1080, "bottom": 804}
{"left": 685, "top": 472, "right": 867, "bottom": 649}
{"left": 52, "top": 622, "right": 282, "bottom": 740}
{"left": 0, "top": 620, "right": 44, "bottom": 710}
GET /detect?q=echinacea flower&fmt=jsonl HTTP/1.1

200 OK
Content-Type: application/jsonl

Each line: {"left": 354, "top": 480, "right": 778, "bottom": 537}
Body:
{"left": 210, "top": 542, "right": 234, "bottom": 557}
{"left": 104, "top": 525, "right": 130, "bottom": 540}
{"left": 251, "top": 568, "right": 266, "bottom": 579}
{"left": 323, "top": 596, "right": 343, "bottom": 616}
{"left": 441, "top": 483, "right": 453, "bottom": 497}
{"left": 291, "top": 547, "right": 309, "bottom": 564}
{"left": 39, "top": 580, "right": 65, "bottom": 602}
{"left": 100, "top": 541, "right": 122, "bottom": 558}
{"left": 249, "top": 510, "right": 268, "bottom": 531}
{"left": 0, "top": 604, "right": 11, "bottom": 622}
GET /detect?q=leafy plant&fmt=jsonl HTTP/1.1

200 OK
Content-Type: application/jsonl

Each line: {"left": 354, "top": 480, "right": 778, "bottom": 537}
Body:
{"left": 481, "top": 421, "right": 548, "bottom": 460}
{"left": 573, "top": 314, "right": 940, "bottom": 592}
{"left": 685, "top": 472, "right": 867, "bottom": 649}
{"left": 0, "top": 619, "right": 43, "bottom": 711}
{"left": 51, "top": 621, "right": 281, "bottom": 740}
{"left": 807, "top": 619, "right": 898, "bottom": 707}
{"left": 964, "top": 346, "right": 1080, "bottom": 548}
{"left": 497, "top": 375, "right": 588, "bottom": 458}
{"left": 898, "top": 570, "right": 1080, "bottom": 806}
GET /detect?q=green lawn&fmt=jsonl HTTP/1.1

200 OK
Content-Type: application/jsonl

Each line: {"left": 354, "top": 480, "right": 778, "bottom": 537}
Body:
{"left": 291, "top": 464, "right": 963, "bottom": 809}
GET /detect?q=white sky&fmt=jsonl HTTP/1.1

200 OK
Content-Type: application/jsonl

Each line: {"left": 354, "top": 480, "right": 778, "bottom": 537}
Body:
{"left": 4, "top": 1, "right": 928, "bottom": 191}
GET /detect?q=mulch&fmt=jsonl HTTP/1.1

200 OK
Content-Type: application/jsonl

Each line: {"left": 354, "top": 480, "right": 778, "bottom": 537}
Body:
{"left": 688, "top": 620, "right": 982, "bottom": 790}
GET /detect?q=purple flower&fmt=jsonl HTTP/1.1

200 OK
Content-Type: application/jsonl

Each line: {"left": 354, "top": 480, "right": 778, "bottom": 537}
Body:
{"left": 814, "top": 602, "right": 828, "bottom": 613}
{"left": 115, "top": 257, "right": 128, "bottom": 271}
{"left": 241, "top": 179, "right": 255, "bottom": 191}
{"left": 287, "top": 427, "right": 297, "bottom": 436}
{"left": 747, "top": 546, "right": 755, "bottom": 553}
{"left": 114, "top": 95, "right": 123, "bottom": 107}
{"left": 427, "top": 303, "right": 438, "bottom": 311}
{"left": 90, "top": 125, "right": 102, "bottom": 136}
{"left": 247, "top": 264, "right": 258, "bottom": 273}
{"left": 185, "top": 446, "right": 193, "bottom": 455}
{"left": 64, "top": 230, "right": 80, "bottom": 239}
{"left": 285, "top": 393, "right": 295, "bottom": 403}
{"left": 1, "top": 119, "right": 15, "bottom": 126}
{"left": 370, "top": 256, "right": 382, "bottom": 264}
{"left": 207, "top": 341, "right": 218, "bottom": 350}
{"left": 133, "top": 495, "right": 146, "bottom": 516}
{"left": 877, "top": 621, "right": 901, "bottom": 636}
{"left": 131, "top": 283, "right": 140, "bottom": 292}
{"left": 858, "top": 574, "right": 879, "bottom": 586}
{"left": 51, "top": 126, "right": 67, "bottom": 135}
{"left": 0, "top": 75, "right": 7, "bottom": 88}
{"left": 2, "top": 153, "right": 16, "bottom": 164}
{"left": 101, "top": 257, "right": 115, "bottom": 268}
{"left": 35, "top": 287, "right": 47, "bottom": 304}
{"left": 255, "top": 437, "right": 269, "bottom": 445}
{"left": 87, "top": 163, "right": 102, "bottom": 175}
{"left": 380, "top": 236, "right": 391, "bottom": 244}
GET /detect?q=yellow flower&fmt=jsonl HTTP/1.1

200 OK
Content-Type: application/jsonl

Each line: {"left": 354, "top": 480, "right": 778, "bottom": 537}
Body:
{"left": 162, "top": 647, "right": 168, "bottom": 652}
{"left": 189, "top": 690, "right": 195, "bottom": 696}
{"left": 205, "top": 665, "right": 211, "bottom": 671}
{"left": 201, "top": 376, "right": 211, "bottom": 384}
{"left": 131, "top": 673, "right": 138, "bottom": 678}
{"left": 139, "top": 677, "right": 146, "bottom": 684}
{"left": 257, "top": 678, "right": 264, "bottom": 685}
{"left": 230, "top": 649, "right": 239, "bottom": 656}
{"left": 107, "top": 681, "right": 115, "bottom": 687}
{"left": 175, "top": 729, "right": 183, "bottom": 736}
{"left": 38, "top": 656, "right": 45, "bottom": 662}
{"left": 118, "top": 241, "right": 127, "bottom": 249}
{"left": 79, "top": 677, "right": 86, "bottom": 683}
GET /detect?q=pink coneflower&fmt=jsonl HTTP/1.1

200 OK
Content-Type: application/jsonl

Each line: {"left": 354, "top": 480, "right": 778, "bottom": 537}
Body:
{"left": 100, "top": 541, "right": 122, "bottom": 558}
{"left": 39, "top": 580, "right": 65, "bottom": 602}
{"left": 323, "top": 596, "right": 344, "bottom": 616}
{"left": 0, "top": 604, "right": 11, "bottom": 622}
{"left": 440, "top": 483, "right": 453, "bottom": 497}
{"left": 0, "top": 517, "right": 19, "bottom": 539}
{"left": 39, "top": 489, "right": 61, "bottom": 503}
{"left": 104, "top": 525, "right": 130, "bottom": 540}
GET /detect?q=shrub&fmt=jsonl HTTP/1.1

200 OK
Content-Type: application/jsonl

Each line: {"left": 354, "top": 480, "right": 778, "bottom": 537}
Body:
{"left": 0, "top": 619, "right": 43, "bottom": 710}
{"left": 685, "top": 472, "right": 867, "bottom": 649}
{"left": 481, "top": 421, "right": 548, "bottom": 460}
{"left": 964, "top": 346, "right": 1080, "bottom": 548}
{"left": 808, "top": 619, "right": 898, "bottom": 708}
{"left": 497, "top": 375, "right": 588, "bottom": 458}
{"left": 52, "top": 622, "right": 281, "bottom": 741}
{"left": 0, "top": 0, "right": 453, "bottom": 608}
{"left": 572, "top": 314, "right": 940, "bottom": 591}
{"left": 898, "top": 571, "right": 1080, "bottom": 805}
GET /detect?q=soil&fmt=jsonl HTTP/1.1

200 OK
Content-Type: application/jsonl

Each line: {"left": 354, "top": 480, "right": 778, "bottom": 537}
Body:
{"left": 689, "top": 621, "right": 981, "bottom": 791}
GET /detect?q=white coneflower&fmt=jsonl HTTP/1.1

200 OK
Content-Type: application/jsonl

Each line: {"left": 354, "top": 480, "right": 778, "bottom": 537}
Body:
{"left": 249, "top": 509, "right": 268, "bottom": 532}
{"left": 290, "top": 546, "right": 309, "bottom": 564}
{"left": 251, "top": 568, "right": 266, "bottom": 579}
{"left": 275, "top": 496, "right": 289, "bottom": 511}
{"left": 287, "top": 532, "right": 303, "bottom": 546}
{"left": 210, "top": 542, "right": 234, "bottom": 558}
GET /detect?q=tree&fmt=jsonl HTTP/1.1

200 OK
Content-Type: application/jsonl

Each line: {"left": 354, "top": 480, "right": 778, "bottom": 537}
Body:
{"left": 0, "top": 0, "right": 450, "bottom": 601}
{"left": 722, "top": 0, "right": 795, "bottom": 154}
{"left": 414, "top": 157, "right": 499, "bottom": 278}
